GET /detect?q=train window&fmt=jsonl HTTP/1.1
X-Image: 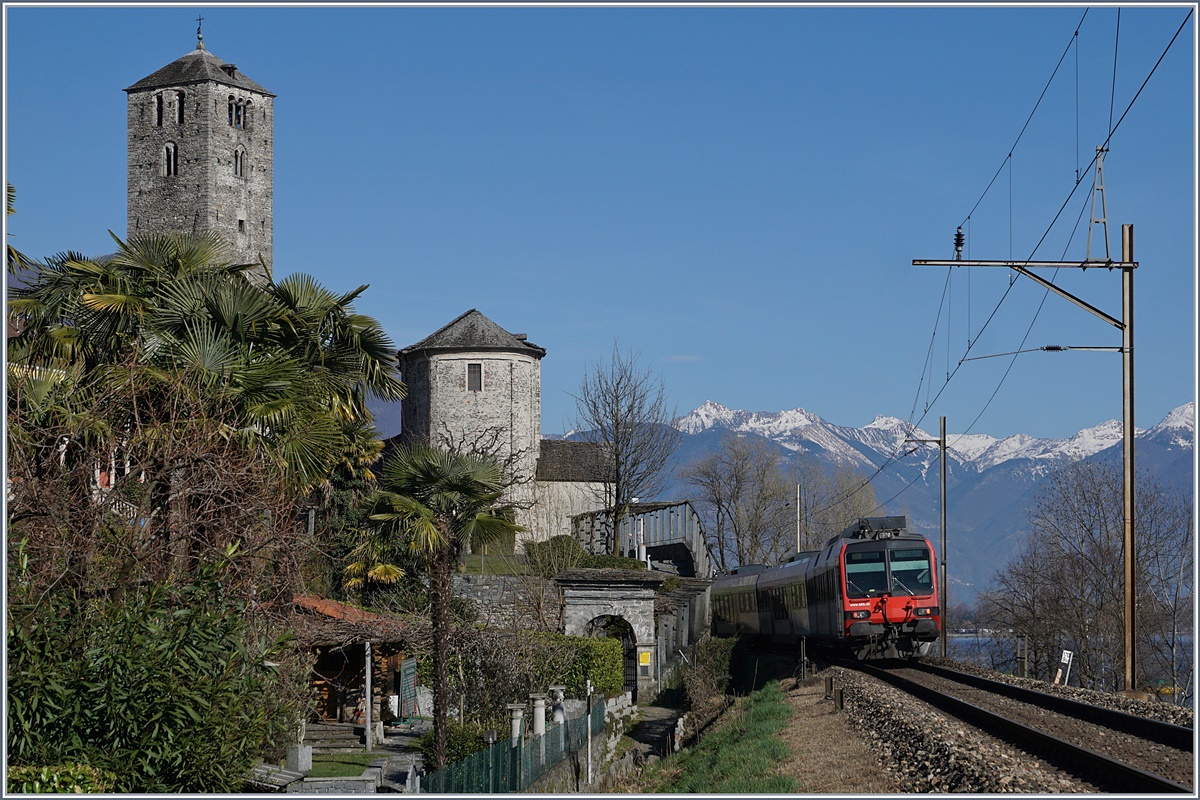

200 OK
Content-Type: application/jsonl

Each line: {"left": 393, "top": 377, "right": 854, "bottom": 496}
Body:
{"left": 845, "top": 550, "right": 887, "bottom": 598}
{"left": 890, "top": 548, "right": 934, "bottom": 594}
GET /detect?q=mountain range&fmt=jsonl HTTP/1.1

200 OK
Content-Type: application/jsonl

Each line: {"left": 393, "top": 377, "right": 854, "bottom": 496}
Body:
{"left": 664, "top": 401, "right": 1195, "bottom": 602}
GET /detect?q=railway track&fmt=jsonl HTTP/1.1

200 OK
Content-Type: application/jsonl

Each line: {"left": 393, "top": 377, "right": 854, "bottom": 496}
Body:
{"left": 849, "top": 660, "right": 1193, "bottom": 793}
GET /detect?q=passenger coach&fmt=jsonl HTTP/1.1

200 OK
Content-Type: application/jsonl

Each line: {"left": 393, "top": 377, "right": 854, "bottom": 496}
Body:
{"left": 711, "top": 516, "right": 940, "bottom": 660}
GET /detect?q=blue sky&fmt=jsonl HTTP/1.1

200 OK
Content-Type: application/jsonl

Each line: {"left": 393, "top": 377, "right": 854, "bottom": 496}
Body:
{"left": 4, "top": 3, "right": 1195, "bottom": 440}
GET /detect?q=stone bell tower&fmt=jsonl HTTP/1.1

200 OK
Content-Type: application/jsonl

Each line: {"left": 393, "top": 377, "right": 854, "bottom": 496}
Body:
{"left": 125, "top": 26, "right": 274, "bottom": 279}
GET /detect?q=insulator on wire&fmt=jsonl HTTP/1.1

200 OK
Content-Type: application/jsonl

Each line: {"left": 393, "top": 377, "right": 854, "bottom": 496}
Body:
{"left": 954, "top": 227, "right": 965, "bottom": 260}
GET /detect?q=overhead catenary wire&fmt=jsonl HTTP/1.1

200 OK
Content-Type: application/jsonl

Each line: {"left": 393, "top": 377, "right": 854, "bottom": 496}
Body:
{"left": 1109, "top": 8, "right": 1121, "bottom": 137}
{"left": 907, "top": 7, "right": 1192, "bottom": 444}
{"left": 808, "top": 8, "right": 1193, "bottom": 522}
{"left": 1080, "top": 25, "right": 1089, "bottom": 184}
{"left": 960, "top": 8, "right": 1089, "bottom": 228}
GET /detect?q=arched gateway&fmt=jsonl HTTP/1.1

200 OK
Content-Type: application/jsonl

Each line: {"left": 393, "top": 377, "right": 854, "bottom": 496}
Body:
{"left": 556, "top": 569, "right": 663, "bottom": 702}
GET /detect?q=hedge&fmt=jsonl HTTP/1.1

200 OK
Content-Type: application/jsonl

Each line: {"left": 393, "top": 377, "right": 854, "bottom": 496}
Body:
{"left": 527, "top": 631, "right": 624, "bottom": 697}
{"left": 6, "top": 764, "right": 119, "bottom": 793}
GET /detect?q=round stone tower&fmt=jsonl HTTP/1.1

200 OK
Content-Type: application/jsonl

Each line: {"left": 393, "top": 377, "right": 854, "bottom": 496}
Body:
{"left": 124, "top": 31, "right": 274, "bottom": 279}
{"left": 399, "top": 309, "right": 545, "bottom": 526}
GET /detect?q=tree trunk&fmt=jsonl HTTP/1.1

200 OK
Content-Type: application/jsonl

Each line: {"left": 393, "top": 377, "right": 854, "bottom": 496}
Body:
{"left": 429, "top": 536, "right": 454, "bottom": 770}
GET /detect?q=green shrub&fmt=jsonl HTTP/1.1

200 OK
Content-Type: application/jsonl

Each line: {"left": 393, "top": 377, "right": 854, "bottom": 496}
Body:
{"left": 524, "top": 535, "right": 586, "bottom": 576}
{"left": 6, "top": 763, "right": 119, "bottom": 793}
{"left": 563, "top": 634, "right": 624, "bottom": 697}
{"left": 6, "top": 562, "right": 303, "bottom": 793}
{"left": 419, "top": 719, "right": 490, "bottom": 765}
{"left": 521, "top": 536, "right": 648, "bottom": 575}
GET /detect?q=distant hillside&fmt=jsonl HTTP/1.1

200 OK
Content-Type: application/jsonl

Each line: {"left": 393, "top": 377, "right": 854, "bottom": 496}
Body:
{"left": 662, "top": 401, "right": 1195, "bottom": 601}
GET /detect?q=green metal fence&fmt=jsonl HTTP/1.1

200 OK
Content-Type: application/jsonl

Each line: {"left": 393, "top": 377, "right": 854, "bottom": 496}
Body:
{"left": 423, "top": 702, "right": 605, "bottom": 793}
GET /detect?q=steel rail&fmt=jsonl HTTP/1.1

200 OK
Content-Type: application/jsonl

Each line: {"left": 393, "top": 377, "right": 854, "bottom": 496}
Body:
{"left": 851, "top": 661, "right": 1191, "bottom": 794}
{"left": 913, "top": 661, "right": 1193, "bottom": 751}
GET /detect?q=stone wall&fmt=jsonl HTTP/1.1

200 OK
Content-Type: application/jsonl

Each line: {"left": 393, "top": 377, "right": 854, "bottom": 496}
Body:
{"left": 452, "top": 574, "right": 560, "bottom": 630}
{"left": 559, "top": 582, "right": 656, "bottom": 646}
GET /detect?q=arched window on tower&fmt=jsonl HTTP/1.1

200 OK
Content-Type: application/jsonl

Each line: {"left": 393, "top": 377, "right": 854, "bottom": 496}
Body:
{"left": 156, "top": 94, "right": 163, "bottom": 126}
{"left": 163, "top": 143, "right": 178, "bottom": 177}
{"left": 234, "top": 102, "right": 244, "bottom": 130}
{"left": 176, "top": 91, "right": 185, "bottom": 124}
{"left": 233, "top": 148, "right": 247, "bottom": 178}
{"left": 228, "top": 96, "right": 234, "bottom": 126}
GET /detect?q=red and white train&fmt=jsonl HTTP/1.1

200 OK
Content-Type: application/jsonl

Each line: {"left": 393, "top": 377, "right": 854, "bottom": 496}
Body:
{"left": 710, "top": 516, "right": 941, "bottom": 660}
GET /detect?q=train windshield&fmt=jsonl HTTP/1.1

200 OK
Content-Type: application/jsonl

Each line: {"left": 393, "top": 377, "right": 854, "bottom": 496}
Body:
{"left": 888, "top": 548, "right": 934, "bottom": 595}
{"left": 844, "top": 550, "right": 887, "bottom": 597}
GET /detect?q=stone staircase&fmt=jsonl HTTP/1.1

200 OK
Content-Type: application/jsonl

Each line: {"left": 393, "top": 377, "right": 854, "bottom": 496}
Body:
{"left": 304, "top": 721, "right": 364, "bottom": 753}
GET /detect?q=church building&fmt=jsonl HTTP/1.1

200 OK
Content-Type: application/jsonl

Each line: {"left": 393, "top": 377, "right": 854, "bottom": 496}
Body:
{"left": 124, "top": 29, "right": 274, "bottom": 281}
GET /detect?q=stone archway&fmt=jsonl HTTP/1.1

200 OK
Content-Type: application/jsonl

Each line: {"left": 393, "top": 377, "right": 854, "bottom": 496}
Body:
{"left": 556, "top": 569, "right": 663, "bottom": 701}
{"left": 585, "top": 614, "right": 639, "bottom": 699}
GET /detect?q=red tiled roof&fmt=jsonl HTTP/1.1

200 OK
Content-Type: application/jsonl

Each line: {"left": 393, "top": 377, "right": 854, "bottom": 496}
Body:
{"left": 294, "top": 594, "right": 387, "bottom": 624}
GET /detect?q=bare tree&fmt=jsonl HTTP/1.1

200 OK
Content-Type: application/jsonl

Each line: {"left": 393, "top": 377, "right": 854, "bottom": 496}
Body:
{"left": 683, "top": 433, "right": 793, "bottom": 571}
{"left": 573, "top": 343, "right": 679, "bottom": 552}
{"left": 685, "top": 434, "right": 884, "bottom": 573}
{"left": 793, "top": 460, "right": 881, "bottom": 548}
{"left": 978, "top": 460, "right": 1193, "bottom": 697}
{"left": 7, "top": 361, "right": 308, "bottom": 607}
{"left": 1135, "top": 476, "right": 1194, "bottom": 705}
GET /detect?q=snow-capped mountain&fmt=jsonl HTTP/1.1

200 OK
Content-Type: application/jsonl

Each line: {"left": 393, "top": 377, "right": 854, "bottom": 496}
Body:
{"left": 672, "top": 401, "right": 1173, "bottom": 473}
{"left": 667, "top": 401, "right": 1194, "bottom": 601}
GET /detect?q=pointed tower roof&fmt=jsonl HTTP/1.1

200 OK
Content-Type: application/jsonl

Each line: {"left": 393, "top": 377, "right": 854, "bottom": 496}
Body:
{"left": 125, "top": 44, "right": 273, "bottom": 96}
{"left": 400, "top": 309, "right": 546, "bottom": 359}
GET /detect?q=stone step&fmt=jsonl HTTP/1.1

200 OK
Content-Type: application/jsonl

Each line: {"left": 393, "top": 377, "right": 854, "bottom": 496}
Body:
{"left": 303, "top": 723, "right": 364, "bottom": 750}
{"left": 305, "top": 728, "right": 363, "bottom": 739}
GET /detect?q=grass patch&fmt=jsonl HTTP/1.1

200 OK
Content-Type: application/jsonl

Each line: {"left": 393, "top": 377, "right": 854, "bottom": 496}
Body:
{"left": 638, "top": 681, "right": 797, "bottom": 794}
{"left": 459, "top": 553, "right": 528, "bottom": 576}
{"left": 306, "top": 752, "right": 379, "bottom": 778}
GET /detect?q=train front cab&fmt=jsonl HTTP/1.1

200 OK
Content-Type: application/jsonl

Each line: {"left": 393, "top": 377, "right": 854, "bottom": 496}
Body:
{"left": 840, "top": 521, "right": 940, "bottom": 659}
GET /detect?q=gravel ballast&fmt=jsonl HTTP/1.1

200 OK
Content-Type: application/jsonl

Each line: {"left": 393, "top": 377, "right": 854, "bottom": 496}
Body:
{"left": 833, "top": 665, "right": 1100, "bottom": 793}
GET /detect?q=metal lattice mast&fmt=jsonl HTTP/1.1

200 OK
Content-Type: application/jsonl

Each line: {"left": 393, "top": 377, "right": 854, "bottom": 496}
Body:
{"left": 1087, "top": 145, "right": 1111, "bottom": 262}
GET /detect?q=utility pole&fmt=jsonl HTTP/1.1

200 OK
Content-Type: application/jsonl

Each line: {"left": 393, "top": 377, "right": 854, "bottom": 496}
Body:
{"left": 1120, "top": 224, "right": 1136, "bottom": 697}
{"left": 795, "top": 483, "right": 802, "bottom": 553}
{"left": 913, "top": 223, "right": 1138, "bottom": 693}
{"left": 907, "top": 416, "right": 948, "bottom": 657}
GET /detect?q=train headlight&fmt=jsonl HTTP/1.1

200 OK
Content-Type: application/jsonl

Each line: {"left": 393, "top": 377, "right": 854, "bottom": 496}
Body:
{"left": 914, "top": 607, "right": 932, "bottom": 616}
{"left": 852, "top": 610, "right": 870, "bottom": 619}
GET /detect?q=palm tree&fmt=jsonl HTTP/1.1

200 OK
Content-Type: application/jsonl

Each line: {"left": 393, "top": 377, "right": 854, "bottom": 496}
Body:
{"left": 6, "top": 183, "right": 33, "bottom": 277}
{"left": 365, "top": 444, "right": 524, "bottom": 770}
{"left": 9, "top": 230, "right": 406, "bottom": 597}
{"left": 8, "top": 230, "right": 404, "bottom": 492}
